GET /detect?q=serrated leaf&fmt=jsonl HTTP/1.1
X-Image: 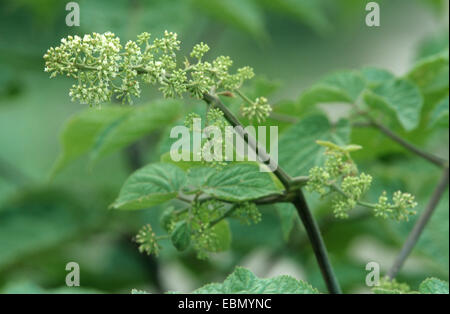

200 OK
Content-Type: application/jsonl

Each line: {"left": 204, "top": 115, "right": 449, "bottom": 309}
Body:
{"left": 187, "top": 163, "right": 283, "bottom": 202}
{"left": 419, "top": 278, "right": 449, "bottom": 294}
{"left": 111, "top": 163, "right": 186, "bottom": 210}
{"left": 278, "top": 115, "right": 351, "bottom": 177}
{"left": 171, "top": 221, "right": 191, "bottom": 251}
{"left": 363, "top": 78, "right": 424, "bottom": 131}
{"left": 89, "top": 100, "right": 182, "bottom": 164}
{"left": 188, "top": 267, "right": 319, "bottom": 294}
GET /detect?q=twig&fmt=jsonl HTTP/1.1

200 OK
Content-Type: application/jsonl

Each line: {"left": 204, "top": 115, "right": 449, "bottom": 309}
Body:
{"left": 387, "top": 167, "right": 449, "bottom": 279}
{"left": 292, "top": 192, "right": 342, "bottom": 294}
{"left": 366, "top": 119, "right": 448, "bottom": 168}
{"left": 203, "top": 93, "right": 342, "bottom": 294}
{"left": 203, "top": 93, "right": 292, "bottom": 188}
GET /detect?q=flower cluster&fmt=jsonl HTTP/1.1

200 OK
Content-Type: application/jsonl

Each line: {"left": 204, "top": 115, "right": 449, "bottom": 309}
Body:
{"left": 135, "top": 198, "right": 261, "bottom": 259}
{"left": 44, "top": 31, "right": 256, "bottom": 106}
{"left": 306, "top": 141, "right": 417, "bottom": 220}
{"left": 374, "top": 191, "right": 417, "bottom": 221}
{"left": 241, "top": 96, "right": 272, "bottom": 123}
{"left": 231, "top": 202, "right": 262, "bottom": 225}
{"left": 135, "top": 224, "right": 161, "bottom": 256}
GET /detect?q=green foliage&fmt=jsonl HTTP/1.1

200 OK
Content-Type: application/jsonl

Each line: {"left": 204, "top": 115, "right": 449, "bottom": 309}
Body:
{"left": 0, "top": 189, "right": 102, "bottom": 270}
{"left": 111, "top": 163, "right": 187, "bottom": 210}
{"left": 430, "top": 96, "right": 449, "bottom": 127}
{"left": 52, "top": 100, "right": 181, "bottom": 176}
{"left": 178, "top": 267, "right": 319, "bottom": 294}
{"left": 190, "top": 163, "right": 282, "bottom": 202}
{"left": 297, "top": 51, "right": 449, "bottom": 132}
{"left": 373, "top": 277, "right": 449, "bottom": 294}
{"left": 278, "top": 115, "right": 351, "bottom": 177}
{"left": 192, "top": 0, "right": 266, "bottom": 40}
{"left": 40, "top": 22, "right": 448, "bottom": 295}
{"left": 363, "top": 78, "right": 423, "bottom": 131}
{"left": 419, "top": 278, "right": 449, "bottom": 294}
{"left": 112, "top": 163, "right": 281, "bottom": 210}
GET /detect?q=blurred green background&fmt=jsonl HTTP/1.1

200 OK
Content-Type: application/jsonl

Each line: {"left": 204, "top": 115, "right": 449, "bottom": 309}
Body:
{"left": 0, "top": 0, "right": 448, "bottom": 293}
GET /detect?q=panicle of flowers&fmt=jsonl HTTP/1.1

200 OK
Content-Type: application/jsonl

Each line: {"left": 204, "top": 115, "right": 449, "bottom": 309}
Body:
{"left": 135, "top": 224, "right": 161, "bottom": 256}
{"left": 44, "top": 31, "right": 256, "bottom": 107}
{"left": 241, "top": 96, "right": 272, "bottom": 123}
{"left": 231, "top": 202, "right": 262, "bottom": 225}
{"left": 374, "top": 191, "right": 417, "bottom": 221}
{"left": 306, "top": 141, "right": 417, "bottom": 220}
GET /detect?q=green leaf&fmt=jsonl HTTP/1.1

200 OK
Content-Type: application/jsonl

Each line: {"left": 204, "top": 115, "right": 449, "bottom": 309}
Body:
{"left": 298, "top": 71, "right": 366, "bottom": 113}
{"left": 373, "top": 278, "right": 449, "bottom": 294}
{"left": 160, "top": 151, "right": 204, "bottom": 171}
{"left": 259, "top": 0, "right": 330, "bottom": 34}
{"left": 407, "top": 51, "right": 449, "bottom": 95}
{"left": 278, "top": 115, "right": 351, "bottom": 177}
{"left": 111, "top": 163, "right": 186, "bottom": 210}
{"left": 191, "top": 0, "right": 267, "bottom": 40}
{"left": 361, "top": 67, "right": 395, "bottom": 86}
{"left": 186, "top": 163, "right": 283, "bottom": 202}
{"left": 429, "top": 96, "right": 449, "bottom": 127}
{"left": 321, "top": 71, "right": 366, "bottom": 101}
{"left": 419, "top": 278, "right": 449, "bottom": 294}
{"left": 52, "top": 100, "right": 181, "bottom": 176}
{"left": 89, "top": 100, "right": 182, "bottom": 164}
{"left": 207, "top": 220, "right": 231, "bottom": 252}
{"left": 363, "top": 78, "right": 424, "bottom": 131}
{"left": 171, "top": 221, "right": 191, "bottom": 251}
{"left": 188, "top": 267, "right": 319, "bottom": 294}
{"left": 51, "top": 107, "right": 130, "bottom": 177}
